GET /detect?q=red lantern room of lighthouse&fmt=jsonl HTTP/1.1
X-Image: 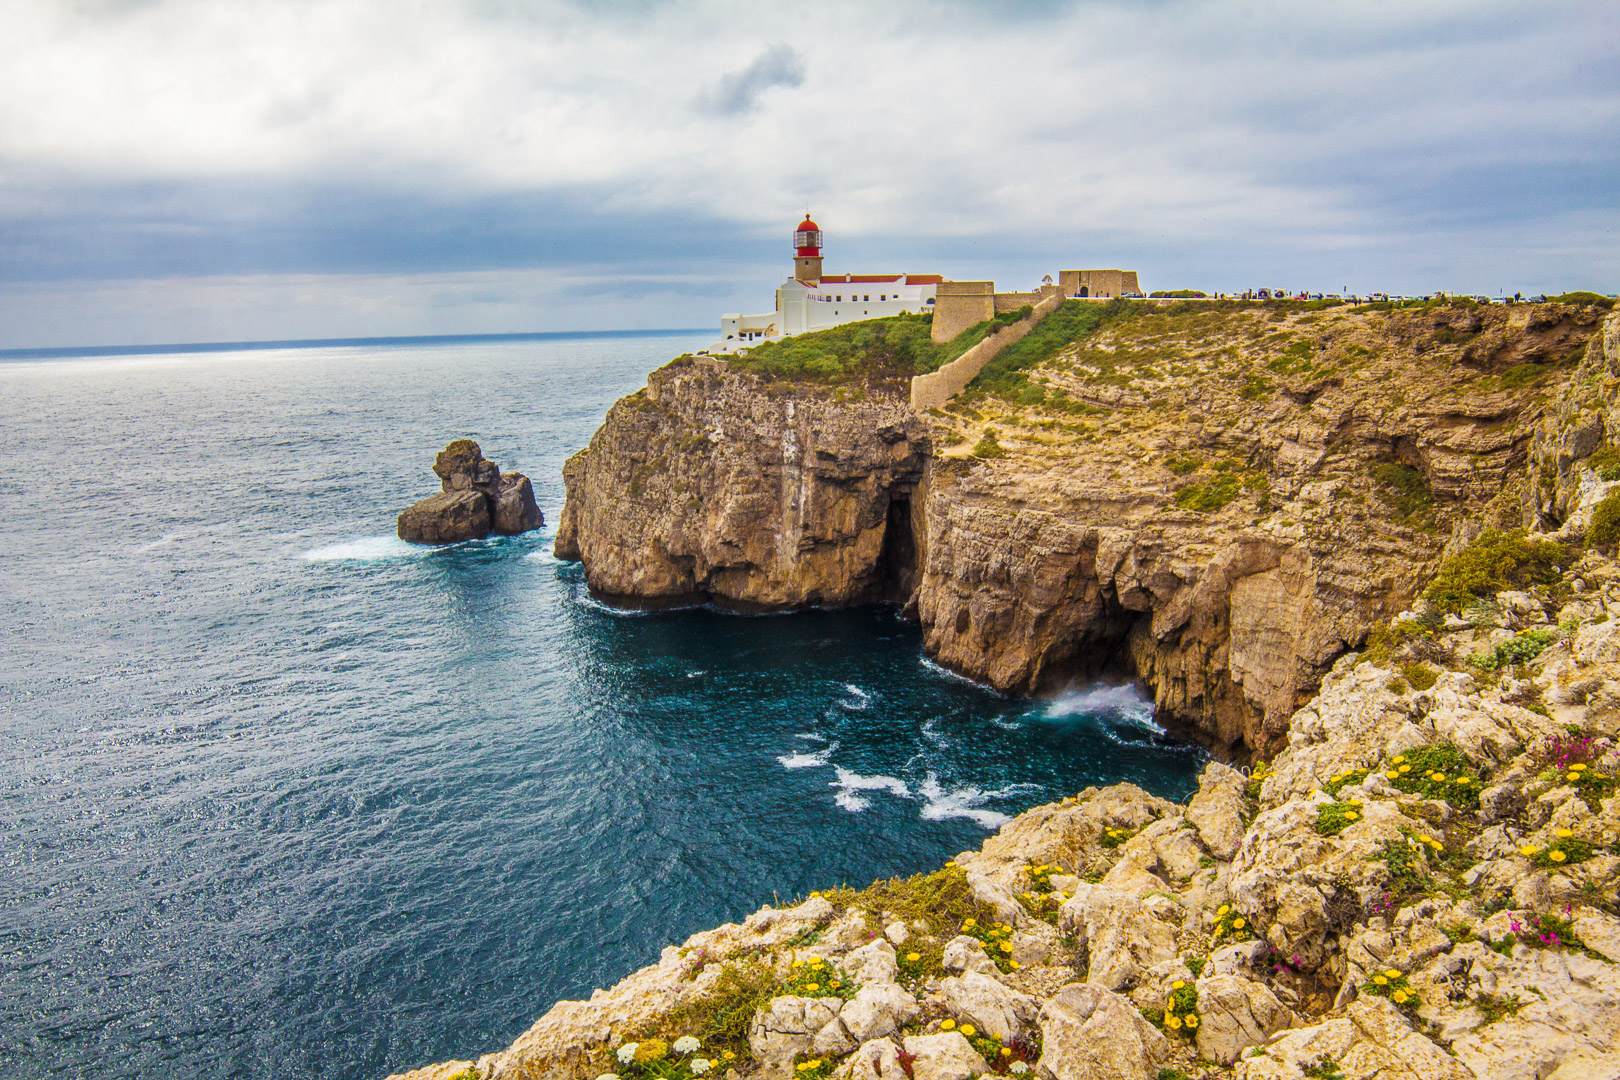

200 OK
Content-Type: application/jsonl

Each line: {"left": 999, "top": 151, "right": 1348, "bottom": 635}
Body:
{"left": 793, "top": 216, "right": 823, "bottom": 285}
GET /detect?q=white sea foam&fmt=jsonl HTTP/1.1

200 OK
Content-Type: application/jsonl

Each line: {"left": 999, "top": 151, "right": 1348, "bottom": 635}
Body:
{"left": 838, "top": 684, "right": 872, "bottom": 710}
{"left": 835, "top": 790, "right": 872, "bottom": 812}
{"left": 301, "top": 536, "right": 424, "bottom": 561}
{"left": 572, "top": 593, "right": 659, "bottom": 617}
{"left": 919, "top": 656, "right": 1001, "bottom": 693}
{"left": 830, "top": 768, "right": 910, "bottom": 812}
{"left": 1044, "top": 683, "right": 1164, "bottom": 734}
{"left": 916, "top": 774, "right": 1040, "bottom": 829}
{"left": 921, "top": 717, "right": 951, "bottom": 749}
{"left": 778, "top": 742, "right": 838, "bottom": 769}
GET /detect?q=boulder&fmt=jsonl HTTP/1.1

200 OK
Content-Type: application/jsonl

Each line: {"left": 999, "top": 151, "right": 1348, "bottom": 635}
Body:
{"left": 1036, "top": 983, "right": 1169, "bottom": 1080}
{"left": 398, "top": 489, "right": 491, "bottom": 544}
{"left": 842, "top": 939, "right": 900, "bottom": 986}
{"left": 1187, "top": 762, "right": 1248, "bottom": 860}
{"left": 748, "top": 996, "right": 844, "bottom": 1073}
{"left": 900, "top": 1032, "right": 988, "bottom": 1080}
{"left": 1058, "top": 885, "right": 1178, "bottom": 991}
{"left": 1193, "top": 974, "right": 1297, "bottom": 1064}
{"left": 399, "top": 440, "right": 543, "bottom": 545}
{"left": 494, "top": 473, "right": 542, "bottom": 535}
{"left": 819, "top": 982, "right": 919, "bottom": 1049}
{"left": 939, "top": 970, "right": 1038, "bottom": 1043}
{"left": 941, "top": 935, "right": 999, "bottom": 976}
{"left": 434, "top": 439, "right": 500, "bottom": 491}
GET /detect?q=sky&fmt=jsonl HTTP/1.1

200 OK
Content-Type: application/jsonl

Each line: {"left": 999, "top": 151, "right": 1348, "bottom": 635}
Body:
{"left": 1, "top": 0, "right": 1617, "bottom": 348}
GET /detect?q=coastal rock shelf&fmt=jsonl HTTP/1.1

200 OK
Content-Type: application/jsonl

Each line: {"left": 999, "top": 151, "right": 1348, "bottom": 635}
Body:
{"left": 399, "top": 439, "right": 543, "bottom": 544}
{"left": 556, "top": 300, "right": 1609, "bottom": 756}
{"left": 390, "top": 533, "right": 1620, "bottom": 1080}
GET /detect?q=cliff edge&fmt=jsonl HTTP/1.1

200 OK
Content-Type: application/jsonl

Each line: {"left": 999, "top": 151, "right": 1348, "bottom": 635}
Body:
{"left": 557, "top": 299, "right": 1609, "bottom": 756}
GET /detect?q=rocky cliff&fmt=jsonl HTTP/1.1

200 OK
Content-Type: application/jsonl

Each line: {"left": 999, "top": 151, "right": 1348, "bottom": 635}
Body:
{"left": 390, "top": 527, "right": 1620, "bottom": 1080}
{"left": 557, "top": 300, "right": 1609, "bottom": 756}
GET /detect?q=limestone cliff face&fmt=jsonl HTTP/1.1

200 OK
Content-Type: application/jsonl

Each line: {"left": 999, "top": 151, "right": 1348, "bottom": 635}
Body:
{"left": 557, "top": 303, "right": 1610, "bottom": 755}
{"left": 554, "top": 357, "right": 926, "bottom": 608}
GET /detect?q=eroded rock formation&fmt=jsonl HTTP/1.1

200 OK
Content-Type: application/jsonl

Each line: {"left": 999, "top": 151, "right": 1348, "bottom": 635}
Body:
{"left": 557, "top": 303, "right": 1608, "bottom": 755}
{"left": 399, "top": 439, "right": 543, "bottom": 545}
{"left": 388, "top": 532, "right": 1620, "bottom": 1080}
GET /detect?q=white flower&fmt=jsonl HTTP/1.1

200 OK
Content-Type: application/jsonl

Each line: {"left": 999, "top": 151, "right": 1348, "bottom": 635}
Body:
{"left": 674, "top": 1037, "right": 702, "bottom": 1055}
{"left": 1010, "top": 1064, "right": 1029, "bottom": 1075}
{"left": 691, "top": 1059, "right": 713, "bottom": 1075}
{"left": 597, "top": 1074, "right": 621, "bottom": 1080}
{"left": 617, "top": 1044, "right": 640, "bottom": 1065}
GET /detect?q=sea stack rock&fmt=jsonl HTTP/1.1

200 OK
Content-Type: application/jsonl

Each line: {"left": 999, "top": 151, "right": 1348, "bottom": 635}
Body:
{"left": 397, "top": 439, "right": 543, "bottom": 544}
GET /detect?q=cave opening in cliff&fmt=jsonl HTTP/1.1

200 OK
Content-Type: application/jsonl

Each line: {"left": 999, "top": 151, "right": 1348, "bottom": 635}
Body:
{"left": 873, "top": 492, "right": 920, "bottom": 604}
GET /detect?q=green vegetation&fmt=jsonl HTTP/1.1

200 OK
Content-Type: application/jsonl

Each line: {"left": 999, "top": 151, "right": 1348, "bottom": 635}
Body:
{"left": 1371, "top": 463, "right": 1435, "bottom": 525}
{"left": 1380, "top": 744, "right": 1485, "bottom": 809}
{"left": 1402, "top": 662, "right": 1440, "bottom": 691}
{"left": 1420, "top": 529, "right": 1569, "bottom": 615}
{"left": 1468, "top": 627, "right": 1561, "bottom": 671}
{"left": 1175, "top": 471, "right": 1242, "bottom": 512}
{"left": 972, "top": 428, "right": 1006, "bottom": 459}
{"left": 1301, "top": 1058, "right": 1347, "bottom": 1080}
{"left": 1238, "top": 374, "right": 1273, "bottom": 400}
{"left": 1549, "top": 291, "right": 1616, "bottom": 308}
{"left": 1586, "top": 445, "right": 1620, "bottom": 481}
{"left": 726, "top": 312, "right": 993, "bottom": 384}
{"left": 629, "top": 962, "right": 775, "bottom": 1067}
{"left": 1324, "top": 768, "right": 1370, "bottom": 797}
{"left": 779, "top": 956, "right": 858, "bottom": 1000}
{"left": 1589, "top": 491, "right": 1620, "bottom": 548}
{"left": 1499, "top": 363, "right": 1551, "bottom": 391}
{"left": 1315, "top": 799, "right": 1365, "bottom": 836}
{"left": 969, "top": 300, "right": 1122, "bottom": 399}
{"left": 1149, "top": 290, "right": 1208, "bottom": 299}
{"left": 1472, "top": 993, "right": 1524, "bottom": 1027}
{"left": 1165, "top": 453, "right": 1203, "bottom": 475}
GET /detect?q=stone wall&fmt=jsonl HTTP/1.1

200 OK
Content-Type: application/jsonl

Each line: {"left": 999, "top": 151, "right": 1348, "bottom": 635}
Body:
{"left": 1059, "top": 269, "right": 1140, "bottom": 299}
{"left": 910, "top": 291, "right": 1066, "bottom": 411}
{"left": 929, "top": 282, "right": 996, "bottom": 344}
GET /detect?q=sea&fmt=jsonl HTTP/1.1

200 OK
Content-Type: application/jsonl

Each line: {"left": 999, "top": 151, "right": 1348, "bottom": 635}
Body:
{"left": 0, "top": 331, "right": 1206, "bottom": 1078}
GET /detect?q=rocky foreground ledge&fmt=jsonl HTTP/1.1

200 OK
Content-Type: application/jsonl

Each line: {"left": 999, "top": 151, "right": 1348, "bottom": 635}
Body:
{"left": 392, "top": 534, "right": 1620, "bottom": 1079}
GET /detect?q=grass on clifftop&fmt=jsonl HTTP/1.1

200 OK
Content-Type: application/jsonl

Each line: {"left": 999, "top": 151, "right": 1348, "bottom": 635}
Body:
{"left": 724, "top": 310, "right": 1026, "bottom": 385}
{"left": 1420, "top": 529, "right": 1570, "bottom": 615}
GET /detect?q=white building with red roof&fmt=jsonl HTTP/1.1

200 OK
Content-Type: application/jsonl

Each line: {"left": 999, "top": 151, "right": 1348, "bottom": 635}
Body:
{"left": 714, "top": 217, "right": 942, "bottom": 350}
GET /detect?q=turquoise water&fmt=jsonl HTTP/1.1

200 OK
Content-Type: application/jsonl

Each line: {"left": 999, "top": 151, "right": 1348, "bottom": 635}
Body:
{"left": 0, "top": 334, "right": 1204, "bottom": 1078}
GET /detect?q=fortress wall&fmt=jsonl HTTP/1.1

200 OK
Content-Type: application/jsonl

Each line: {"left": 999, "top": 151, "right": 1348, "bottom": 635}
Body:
{"left": 910, "top": 291, "right": 1065, "bottom": 411}
{"left": 930, "top": 282, "right": 996, "bottom": 344}
{"left": 993, "top": 291, "right": 1043, "bottom": 313}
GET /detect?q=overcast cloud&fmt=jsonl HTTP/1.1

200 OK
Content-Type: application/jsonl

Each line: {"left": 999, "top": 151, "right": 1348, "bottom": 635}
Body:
{"left": 1, "top": 0, "right": 1616, "bottom": 347}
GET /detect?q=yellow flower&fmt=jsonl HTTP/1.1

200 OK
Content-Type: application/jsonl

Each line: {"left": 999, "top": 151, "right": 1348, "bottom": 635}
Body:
{"left": 1569, "top": 773, "right": 1581, "bottom": 782}
{"left": 1520, "top": 845, "right": 1540, "bottom": 856}
{"left": 906, "top": 952, "right": 921, "bottom": 962}
{"left": 1001, "top": 1048, "right": 1013, "bottom": 1057}
{"left": 1392, "top": 990, "right": 1409, "bottom": 1004}
{"left": 963, "top": 919, "right": 977, "bottom": 929}
{"left": 1349, "top": 799, "right": 1362, "bottom": 806}
{"left": 1009, "top": 960, "right": 1021, "bottom": 970}
{"left": 1428, "top": 840, "right": 1442, "bottom": 850}
{"left": 830, "top": 981, "right": 842, "bottom": 989}
{"left": 1164, "top": 1015, "right": 1182, "bottom": 1030}
{"left": 960, "top": 1025, "right": 977, "bottom": 1038}
{"left": 1374, "top": 975, "right": 1388, "bottom": 986}
{"left": 940, "top": 1019, "right": 955, "bottom": 1031}
{"left": 1217, "top": 905, "right": 1231, "bottom": 916}
{"left": 803, "top": 984, "right": 819, "bottom": 993}
{"left": 1345, "top": 811, "right": 1359, "bottom": 820}
{"left": 1386, "top": 770, "right": 1399, "bottom": 779}
{"left": 796, "top": 1063, "right": 811, "bottom": 1072}
{"left": 1384, "top": 969, "right": 1401, "bottom": 979}
{"left": 1571, "top": 763, "right": 1588, "bottom": 771}
{"left": 1556, "top": 828, "right": 1574, "bottom": 838}
{"left": 1418, "top": 835, "right": 1432, "bottom": 844}
{"left": 1000, "top": 943, "right": 1013, "bottom": 953}
{"left": 1184, "top": 1014, "right": 1200, "bottom": 1029}
{"left": 1398, "top": 764, "right": 1412, "bottom": 773}
{"left": 1171, "top": 980, "right": 1186, "bottom": 990}
{"left": 1550, "top": 850, "right": 1568, "bottom": 863}
{"left": 1232, "top": 918, "right": 1246, "bottom": 929}
{"left": 724, "top": 1052, "right": 736, "bottom": 1061}
{"left": 1393, "top": 756, "right": 1406, "bottom": 764}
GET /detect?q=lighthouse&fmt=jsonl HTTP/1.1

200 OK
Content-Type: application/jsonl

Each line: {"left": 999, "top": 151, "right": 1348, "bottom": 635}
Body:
{"left": 793, "top": 215, "right": 823, "bottom": 284}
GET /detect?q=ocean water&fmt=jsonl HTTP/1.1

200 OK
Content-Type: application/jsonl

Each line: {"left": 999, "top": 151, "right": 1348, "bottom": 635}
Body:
{"left": 0, "top": 334, "right": 1205, "bottom": 1078}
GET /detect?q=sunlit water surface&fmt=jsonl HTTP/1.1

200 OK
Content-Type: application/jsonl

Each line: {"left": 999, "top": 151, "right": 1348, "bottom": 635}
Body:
{"left": 0, "top": 334, "right": 1205, "bottom": 1077}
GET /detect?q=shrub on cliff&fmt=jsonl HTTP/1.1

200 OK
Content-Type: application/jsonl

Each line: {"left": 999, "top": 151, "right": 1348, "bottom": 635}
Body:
{"left": 1589, "top": 492, "right": 1620, "bottom": 550}
{"left": 969, "top": 299, "right": 1126, "bottom": 400}
{"left": 1371, "top": 463, "right": 1435, "bottom": 525}
{"left": 727, "top": 313, "right": 965, "bottom": 383}
{"left": 1420, "top": 529, "right": 1569, "bottom": 614}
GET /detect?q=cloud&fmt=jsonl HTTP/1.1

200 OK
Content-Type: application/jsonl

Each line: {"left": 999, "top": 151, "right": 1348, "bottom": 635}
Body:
{"left": 0, "top": 0, "right": 1615, "bottom": 346}
{"left": 695, "top": 44, "right": 806, "bottom": 116}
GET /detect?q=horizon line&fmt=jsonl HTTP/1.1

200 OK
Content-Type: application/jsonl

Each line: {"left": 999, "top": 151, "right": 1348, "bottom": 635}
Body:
{"left": 0, "top": 327, "right": 714, "bottom": 362}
